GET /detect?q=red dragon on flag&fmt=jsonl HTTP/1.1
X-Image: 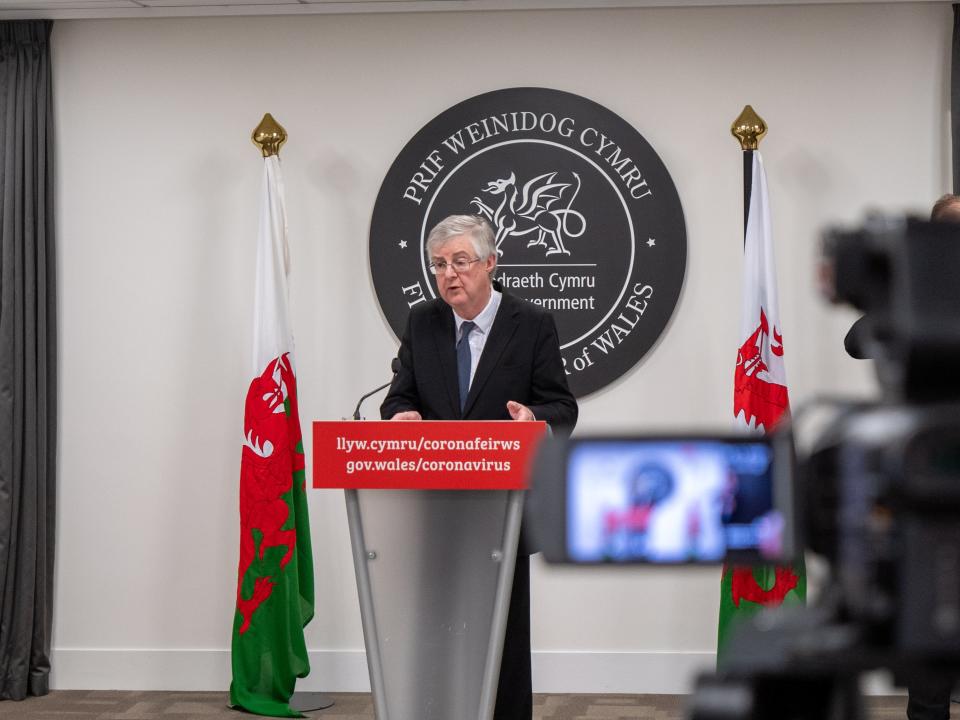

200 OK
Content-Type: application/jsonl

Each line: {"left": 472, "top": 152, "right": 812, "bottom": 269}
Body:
{"left": 236, "top": 353, "right": 302, "bottom": 635}
{"left": 734, "top": 307, "right": 789, "bottom": 432}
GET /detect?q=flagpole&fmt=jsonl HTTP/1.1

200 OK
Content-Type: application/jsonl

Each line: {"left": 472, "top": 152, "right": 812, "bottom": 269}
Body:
{"left": 249, "top": 113, "right": 334, "bottom": 715}
{"left": 731, "top": 105, "right": 767, "bottom": 245}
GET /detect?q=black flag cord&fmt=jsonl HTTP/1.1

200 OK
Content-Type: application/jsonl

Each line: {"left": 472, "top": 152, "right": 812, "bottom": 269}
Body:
{"left": 743, "top": 149, "right": 754, "bottom": 247}
{"left": 952, "top": 4, "right": 960, "bottom": 193}
{"left": 732, "top": 105, "right": 764, "bottom": 246}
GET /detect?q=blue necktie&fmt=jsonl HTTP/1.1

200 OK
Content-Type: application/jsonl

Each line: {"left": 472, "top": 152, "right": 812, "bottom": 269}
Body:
{"left": 457, "top": 321, "right": 476, "bottom": 413}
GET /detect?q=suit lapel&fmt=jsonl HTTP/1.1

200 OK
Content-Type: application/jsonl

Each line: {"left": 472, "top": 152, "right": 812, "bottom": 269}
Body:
{"left": 431, "top": 304, "right": 460, "bottom": 419}
{"left": 462, "top": 295, "right": 520, "bottom": 418}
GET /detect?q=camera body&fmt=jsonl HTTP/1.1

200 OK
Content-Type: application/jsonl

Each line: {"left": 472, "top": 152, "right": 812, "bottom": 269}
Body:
{"left": 525, "top": 215, "right": 960, "bottom": 718}
{"left": 809, "top": 215, "right": 960, "bottom": 661}
{"left": 824, "top": 214, "right": 960, "bottom": 403}
{"left": 807, "top": 402, "right": 960, "bottom": 659}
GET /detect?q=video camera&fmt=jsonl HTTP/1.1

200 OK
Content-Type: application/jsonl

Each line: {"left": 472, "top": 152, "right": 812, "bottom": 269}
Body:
{"left": 525, "top": 215, "right": 960, "bottom": 719}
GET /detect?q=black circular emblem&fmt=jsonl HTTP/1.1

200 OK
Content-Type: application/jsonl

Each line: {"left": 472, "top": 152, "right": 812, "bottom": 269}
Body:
{"left": 370, "top": 87, "right": 686, "bottom": 398}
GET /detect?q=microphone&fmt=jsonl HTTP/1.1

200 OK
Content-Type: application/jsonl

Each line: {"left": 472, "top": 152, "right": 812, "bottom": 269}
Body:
{"left": 352, "top": 358, "right": 401, "bottom": 420}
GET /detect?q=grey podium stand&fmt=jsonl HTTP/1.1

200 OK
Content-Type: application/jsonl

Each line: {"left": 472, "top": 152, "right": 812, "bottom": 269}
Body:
{"left": 313, "top": 418, "right": 546, "bottom": 720}
{"left": 345, "top": 487, "right": 524, "bottom": 720}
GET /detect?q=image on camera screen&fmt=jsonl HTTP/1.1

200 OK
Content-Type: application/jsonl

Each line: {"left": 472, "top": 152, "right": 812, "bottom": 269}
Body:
{"left": 566, "top": 440, "right": 784, "bottom": 563}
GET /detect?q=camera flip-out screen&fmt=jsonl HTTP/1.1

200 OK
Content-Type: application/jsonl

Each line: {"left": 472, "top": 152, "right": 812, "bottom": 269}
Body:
{"left": 528, "top": 435, "right": 796, "bottom": 565}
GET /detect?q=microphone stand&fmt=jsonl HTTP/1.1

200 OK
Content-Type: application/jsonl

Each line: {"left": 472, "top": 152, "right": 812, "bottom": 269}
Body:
{"left": 351, "top": 358, "right": 401, "bottom": 420}
{"left": 352, "top": 380, "right": 393, "bottom": 420}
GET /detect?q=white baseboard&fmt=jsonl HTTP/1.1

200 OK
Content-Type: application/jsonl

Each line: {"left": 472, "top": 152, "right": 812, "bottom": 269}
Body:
{"left": 533, "top": 650, "right": 715, "bottom": 694}
{"left": 50, "top": 648, "right": 901, "bottom": 695}
{"left": 51, "top": 648, "right": 713, "bottom": 693}
{"left": 50, "top": 648, "right": 370, "bottom": 692}
{"left": 52, "top": 648, "right": 235, "bottom": 692}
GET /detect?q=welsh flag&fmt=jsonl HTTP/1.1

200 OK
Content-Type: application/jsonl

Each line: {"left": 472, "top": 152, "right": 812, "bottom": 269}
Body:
{"left": 717, "top": 151, "right": 806, "bottom": 665}
{"left": 230, "top": 154, "right": 314, "bottom": 716}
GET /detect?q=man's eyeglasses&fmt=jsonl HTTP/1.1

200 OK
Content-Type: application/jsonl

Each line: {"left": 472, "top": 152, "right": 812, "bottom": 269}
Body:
{"left": 429, "top": 257, "right": 481, "bottom": 275}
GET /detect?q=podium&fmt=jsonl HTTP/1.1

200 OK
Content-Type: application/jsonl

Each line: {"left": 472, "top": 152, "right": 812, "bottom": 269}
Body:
{"left": 313, "top": 421, "right": 547, "bottom": 720}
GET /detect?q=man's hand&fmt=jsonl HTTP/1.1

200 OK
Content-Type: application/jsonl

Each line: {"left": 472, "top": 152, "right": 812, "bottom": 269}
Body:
{"left": 390, "top": 411, "right": 422, "bottom": 421}
{"left": 506, "top": 401, "right": 535, "bottom": 421}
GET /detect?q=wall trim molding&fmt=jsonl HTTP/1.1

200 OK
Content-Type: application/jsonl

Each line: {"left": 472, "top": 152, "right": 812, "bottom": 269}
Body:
{"left": 50, "top": 647, "right": 904, "bottom": 695}
{"left": 50, "top": 648, "right": 716, "bottom": 693}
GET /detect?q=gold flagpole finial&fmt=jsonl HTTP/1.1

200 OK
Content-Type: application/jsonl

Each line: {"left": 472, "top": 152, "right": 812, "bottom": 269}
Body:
{"left": 252, "top": 113, "right": 287, "bottom": 158}
{"left": 731, "top": 105, "right": 767, "bottom": 151}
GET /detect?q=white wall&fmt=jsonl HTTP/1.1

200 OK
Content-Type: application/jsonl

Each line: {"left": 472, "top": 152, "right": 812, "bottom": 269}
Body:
{"left": 51, "top": 2, "right": 952, "bottom": 693}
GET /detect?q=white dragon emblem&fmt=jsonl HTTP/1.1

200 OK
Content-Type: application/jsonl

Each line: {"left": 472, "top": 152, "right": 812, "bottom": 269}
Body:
{"left": 470, "top": 171, "right": 587, "bottom": 257}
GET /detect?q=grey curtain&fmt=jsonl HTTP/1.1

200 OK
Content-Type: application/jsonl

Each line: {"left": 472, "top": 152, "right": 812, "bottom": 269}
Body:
{"left": 0, "top": 20, "right": 56, "bottom": 701}
{"left": 953, "top": 5, "right": 960, "bottom": 193}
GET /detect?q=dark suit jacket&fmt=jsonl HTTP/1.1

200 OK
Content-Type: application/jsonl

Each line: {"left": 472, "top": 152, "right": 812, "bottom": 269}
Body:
{"left": 380, "top": 289, "right": 578, "bottom": 431}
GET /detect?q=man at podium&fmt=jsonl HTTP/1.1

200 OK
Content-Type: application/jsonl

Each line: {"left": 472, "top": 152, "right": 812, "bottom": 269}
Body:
{"left": 381, "top": 214, "right": 578, "bottom": 720}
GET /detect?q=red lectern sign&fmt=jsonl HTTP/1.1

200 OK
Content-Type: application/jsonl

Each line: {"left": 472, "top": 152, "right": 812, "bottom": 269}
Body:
{"left": 313, "top": 420, "right": 547, "bottom": 490}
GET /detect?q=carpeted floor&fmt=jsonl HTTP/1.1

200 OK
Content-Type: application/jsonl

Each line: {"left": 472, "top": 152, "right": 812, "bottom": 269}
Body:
{"left": 0, "top": 691, "right": 920, "bottom": 720}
